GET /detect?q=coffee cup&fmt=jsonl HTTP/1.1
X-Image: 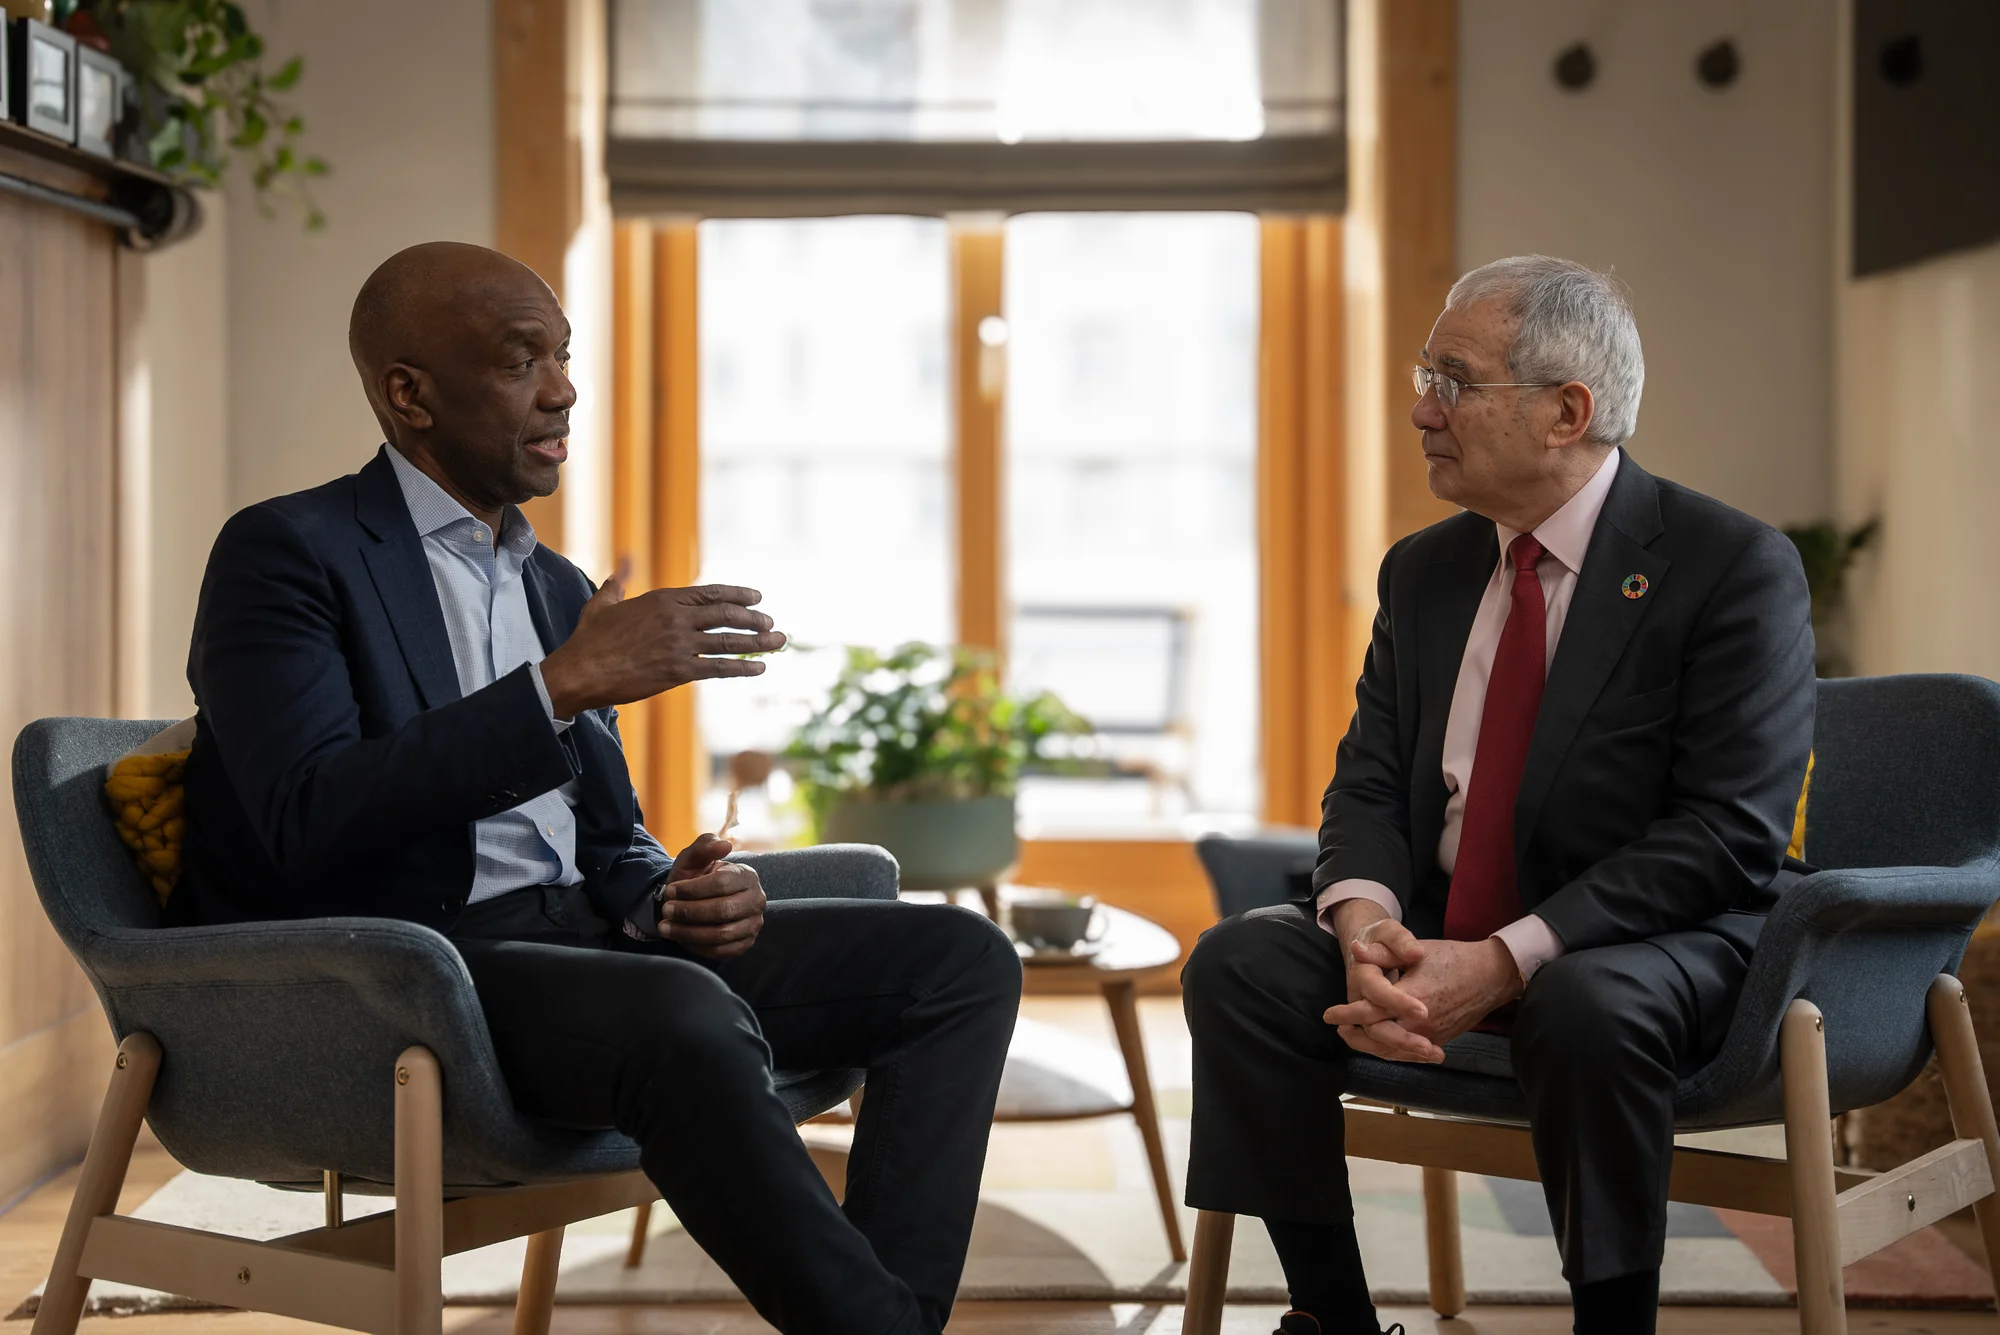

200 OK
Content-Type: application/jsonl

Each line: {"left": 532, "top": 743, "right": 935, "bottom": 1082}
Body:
{"left": 1007, "top": 890, "right": 1104, "bottom": 952}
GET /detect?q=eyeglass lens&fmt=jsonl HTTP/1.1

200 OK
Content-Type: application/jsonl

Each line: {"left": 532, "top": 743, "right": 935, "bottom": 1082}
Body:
{"left": 1413, "top": 365, "right": 1458, "bottom": 408}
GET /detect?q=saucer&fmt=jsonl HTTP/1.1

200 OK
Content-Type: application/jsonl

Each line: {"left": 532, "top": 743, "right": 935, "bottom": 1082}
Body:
{"left": 1015, "top": 937, "right": 1104, "bottom": 964}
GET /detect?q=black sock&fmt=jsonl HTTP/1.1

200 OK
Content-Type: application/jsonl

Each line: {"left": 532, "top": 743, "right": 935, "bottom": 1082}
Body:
{"left": 1262, "top": 1216, "right": 1381, "bottom": 1334}
{"left": 1571, "top": 1267, "right": 1660, "bottom": 1335}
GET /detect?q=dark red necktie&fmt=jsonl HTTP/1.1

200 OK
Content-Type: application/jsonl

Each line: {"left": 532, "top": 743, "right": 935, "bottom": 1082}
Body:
{"left": 1444, "top": 533, "right": 1547, "bottom": 942}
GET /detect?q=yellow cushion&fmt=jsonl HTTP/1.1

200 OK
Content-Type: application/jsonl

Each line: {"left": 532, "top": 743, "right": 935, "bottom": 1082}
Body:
{"left": 1788, "top": 750, "right": 1813, "bottom": 862}
{"left": 105, "top": 719, "right": 194, "bottom": 907}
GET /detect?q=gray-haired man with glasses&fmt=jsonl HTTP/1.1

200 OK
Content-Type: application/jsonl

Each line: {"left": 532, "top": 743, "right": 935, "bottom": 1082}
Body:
{"left": 1183, "top": 256, "right": 1815, "bottom": 1335}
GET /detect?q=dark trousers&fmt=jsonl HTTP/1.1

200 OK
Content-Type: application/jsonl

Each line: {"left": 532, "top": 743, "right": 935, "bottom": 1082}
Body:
{"left": 1181, "top": 903, "right": 1747, "bottom": 1287}
{"left": 450, "top": 886, "right": 1022, "bottom": 1335}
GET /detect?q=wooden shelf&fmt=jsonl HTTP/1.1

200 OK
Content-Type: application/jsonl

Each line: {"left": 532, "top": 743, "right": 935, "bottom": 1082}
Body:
{"left": 0, "top": 117, "right": 200, "bottom": 247}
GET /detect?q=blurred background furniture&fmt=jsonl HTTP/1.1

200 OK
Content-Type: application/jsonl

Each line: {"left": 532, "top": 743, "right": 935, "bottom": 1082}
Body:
{"left": 14, "top": 716, "right": 889, "bottom": 1335}
{"left": 1194, "top": 827, "right": 1317, "bottom": 919}
{"left": 1013, "top": 605, "right": 1198, "bottom": 816}
{"left": 1184, "top": 674, "right": 2000, "bottom": 1335}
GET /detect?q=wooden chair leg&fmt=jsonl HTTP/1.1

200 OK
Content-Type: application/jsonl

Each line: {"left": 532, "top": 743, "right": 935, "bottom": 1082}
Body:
{"left": 1781, "top": 1000, "right": 1847, "bottom": 1335}
{"left": 32, "top": 1033, "right": 160, "bottom": 1335}
{"left": 624, "top": 1200, "right": 654, "bottom": 1268}
{"left": 514, "top": 1226, "right": 565, "bottom": 1335}
{"left": 395, "top": 1046, "right": 445, "bottom": 1335}
{"left": 1928, "top": 975, "right": 2000, "bottom": 1279}
{"left": 1422, "top": 1165, "right": 1466, "bottom": 1318}
{"left": 1104, "top": 977, "right": 1188, "bottom": 1262}
{"left": 1182, "top": 1210, "right": 1234, "bottom": 1335}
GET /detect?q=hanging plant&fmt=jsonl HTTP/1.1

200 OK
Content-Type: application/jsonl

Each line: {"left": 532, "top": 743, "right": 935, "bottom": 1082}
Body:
{"left": 73, "top": 0, "right": 328, "bottom": 229}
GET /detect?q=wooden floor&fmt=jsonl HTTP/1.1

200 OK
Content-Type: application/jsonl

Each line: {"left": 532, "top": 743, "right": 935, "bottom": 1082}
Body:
{"left": 0, "top": 1135, "right": 1993, "bottom": 1335}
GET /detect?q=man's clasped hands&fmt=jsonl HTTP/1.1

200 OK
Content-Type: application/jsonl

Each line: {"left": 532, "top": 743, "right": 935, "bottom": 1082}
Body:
{"left": 1322, "top": 898, "right": 1529, "bottom": 1063}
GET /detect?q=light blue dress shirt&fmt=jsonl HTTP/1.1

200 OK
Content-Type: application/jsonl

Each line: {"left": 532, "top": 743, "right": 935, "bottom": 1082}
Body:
{"left": 388, "top": 447, "right": 583, "bottom": 905}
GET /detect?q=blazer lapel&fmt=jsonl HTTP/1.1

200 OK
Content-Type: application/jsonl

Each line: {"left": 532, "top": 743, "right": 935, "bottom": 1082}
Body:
{"left": 1412, "top": 518, "right": 1496, "bottom": 866}
{"left": 354, "top": 448, "right": 461, "bottom": 710}
{"left": 522, "top": 552, "right": 566, "bottom": 656}
{"left": 1513, "top": 459, "right": 1671, "bottom": 864}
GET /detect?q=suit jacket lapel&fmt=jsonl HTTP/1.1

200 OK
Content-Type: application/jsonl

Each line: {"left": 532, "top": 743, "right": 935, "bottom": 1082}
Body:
{"left": 522, "top": 552, "right": 566, "bottom": 657}
{"left": 1412, "top": 517, "right": 1495, "bottom": 871}
{"left": 1513, "top": 459, "right": 1671, "bottom": 867}
{"left": 354, "top": 448, "right": 461, "bottom": 710}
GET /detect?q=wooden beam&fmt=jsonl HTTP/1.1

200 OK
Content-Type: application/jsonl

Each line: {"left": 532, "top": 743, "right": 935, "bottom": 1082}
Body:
{"left": 494, "top": 0, "right": 592, "bottom": 550}
{"left": 80, "top": 1217, "right": 394, "bottom": 1334}
{"left": 1376, "top": 0, "right": 1458, "bottom": 544}
{"left": 952, "top": 225, "right": 1006, "bottom": 657}
{"left": 652, "top": 222, "right": 703, "bottom": 847}
{"left": 277, "top": 1170, "right": 657, "bottom": 1264}
{"left": 1257, "top": 217, "right": 1349, "bottom": 826}
{"left": 610, "top": 221, "right": 657, "bottom": 814}
{"left": 1836, "top": 1137, "right": 1994, "bottom": 1267}
{"left": 1341, "top": 1101, "right": 1872, "bottom": 1216}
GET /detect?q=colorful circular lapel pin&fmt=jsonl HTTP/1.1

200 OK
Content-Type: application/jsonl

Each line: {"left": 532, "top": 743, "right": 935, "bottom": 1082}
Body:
{"left": 1621, "top": 573, "right": 1650, "bottom": 600}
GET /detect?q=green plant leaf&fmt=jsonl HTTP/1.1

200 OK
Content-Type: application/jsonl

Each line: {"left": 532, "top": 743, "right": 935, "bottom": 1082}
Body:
{"left": 268, "top": 55, "right": 302, "bottom": 90}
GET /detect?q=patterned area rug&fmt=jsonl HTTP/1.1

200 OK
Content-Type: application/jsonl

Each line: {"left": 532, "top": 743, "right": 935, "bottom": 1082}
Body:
{"left": 9, "top": 999, "right": 1993, "bottom": 1314}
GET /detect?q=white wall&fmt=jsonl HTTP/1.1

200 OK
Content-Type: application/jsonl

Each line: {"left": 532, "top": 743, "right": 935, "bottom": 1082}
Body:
{"left": 142, "top": 201, "right": 230, "bottom": 718}
{"left": 226, "top": 0, "right": 495, "bottom": 509}
{"left": 1456, "top": 0, "right": 1834, "bottom": 528}
{"left": 1836, "top": 242, "right": 2000, "bottom": 677}
{"left": 1831, "top": 0, "right": 2000, "bottom": 680}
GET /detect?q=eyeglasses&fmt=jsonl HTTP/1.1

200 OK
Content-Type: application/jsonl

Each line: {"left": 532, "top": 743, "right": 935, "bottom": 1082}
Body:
{"left": 1412, "top": 364, "right": 1562, "bottom": 409}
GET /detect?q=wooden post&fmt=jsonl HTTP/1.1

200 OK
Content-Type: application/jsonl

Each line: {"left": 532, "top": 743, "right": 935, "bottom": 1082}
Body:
{"left": 1104, "top": 978, "right": 1187, "bottom": 1261}
{"left": 33, "top": 1033, "right": 160, "bottom": 1335}
{"left": 1182, "top": 1210, "right": 1235, "bottom": 1335}
{"left": 1781, "top": 1000, "right": 1847, "bottom": 1335}
{"left": 952, "top": 224, "right": 1006, "bottom": 659}
{"left": 394, "top": 1047, "right": 444, "bottom": 1335}
{"left": 1421, "top": 1165, "right": 1466, "bottom": 1317}
{"left": 1928, "top": 975, "right": 2000, "bottom": 1279}
{"left": 624, "top": 1201, "right": 654, "bottom": 1269}
{"left": 513, "top": 1227, "right": 565, "bottom": 1335}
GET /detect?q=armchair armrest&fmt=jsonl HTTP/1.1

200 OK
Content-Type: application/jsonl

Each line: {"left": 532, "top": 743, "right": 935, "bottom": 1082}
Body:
{"left": 732, "top": 843, "right": 899, "bottom": 903}
{"left": 1680, "top": 860, "right": 2000, "bottom": 1124}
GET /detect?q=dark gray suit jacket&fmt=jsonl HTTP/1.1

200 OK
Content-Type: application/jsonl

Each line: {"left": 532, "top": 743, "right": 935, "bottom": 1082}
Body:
{"left": 1312, "top": 456, "right": 1816, "bottom": 975}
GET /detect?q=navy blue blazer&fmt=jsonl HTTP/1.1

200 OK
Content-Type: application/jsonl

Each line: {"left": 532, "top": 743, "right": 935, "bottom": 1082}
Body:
{"left": 179, "top": 446, "right": 676, "bottom": 929}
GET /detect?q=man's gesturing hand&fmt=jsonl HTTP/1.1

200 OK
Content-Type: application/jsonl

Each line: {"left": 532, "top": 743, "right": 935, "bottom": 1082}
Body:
{"left": 1322, "top": 901, "right": 1444, "bottom": 1064}
{"left": 540, "top": 563, "right": 787, "bottom": 718}
{"left": 656, "top": 833, "right": 765, "bottom": 960}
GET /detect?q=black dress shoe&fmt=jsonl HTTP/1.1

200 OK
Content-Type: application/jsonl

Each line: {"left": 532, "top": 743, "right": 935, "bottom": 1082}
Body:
{"left": 1271, "top": 1314, "right": 1404, "bottom": 1335}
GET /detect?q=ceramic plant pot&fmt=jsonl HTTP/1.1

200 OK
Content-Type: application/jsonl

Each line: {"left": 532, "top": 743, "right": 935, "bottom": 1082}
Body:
{"left": 820, "top": 793, "right": 1018, "bottom": 892}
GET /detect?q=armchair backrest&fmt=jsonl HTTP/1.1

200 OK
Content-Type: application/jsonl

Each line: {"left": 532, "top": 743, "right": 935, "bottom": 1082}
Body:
{"left": 13, "top": 718, "right": 173, "bottom": 957}
{"left": 1806, "top": 674, "right": 2000, "bottom": 872}
{"left": 1808, "top": 671, "right": 2000, "bottom": 871}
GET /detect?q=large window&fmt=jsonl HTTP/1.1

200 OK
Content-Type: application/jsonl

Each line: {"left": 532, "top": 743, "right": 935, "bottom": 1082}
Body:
{"left": 690, "top": 212, "right": 1260, "bottom": 838}
{"left": 1004, "top": 214, "right": 1262, "bottom": 831}
{"left": 696, "top": 216, "right": 952, "bottom": 834}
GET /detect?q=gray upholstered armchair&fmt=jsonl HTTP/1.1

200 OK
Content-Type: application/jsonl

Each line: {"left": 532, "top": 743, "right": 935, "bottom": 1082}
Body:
{"left": 1185, "top": 674, "right": 2000, "bottom": 1335}
{"left": 14, "top": 715, "right": 892, "bottom": 1335}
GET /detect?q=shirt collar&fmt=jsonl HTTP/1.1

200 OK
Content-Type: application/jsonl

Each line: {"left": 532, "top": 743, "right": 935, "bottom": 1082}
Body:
{"left": 1496, "top": 447, "right": 1621, "bottom": 575}
{"left": 386, "top": 444, "right": 538, "bottom": 556}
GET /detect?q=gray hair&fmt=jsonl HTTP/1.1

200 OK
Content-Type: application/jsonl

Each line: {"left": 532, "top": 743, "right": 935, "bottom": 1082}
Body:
{"left": 1445, "top": 255, "right": 1645, "bottom": 445}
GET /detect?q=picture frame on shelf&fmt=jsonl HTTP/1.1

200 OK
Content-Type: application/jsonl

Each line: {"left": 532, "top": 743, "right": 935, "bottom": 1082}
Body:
{"left": 8, "top": 17, "right": 77, "bottom": 144}
{"left": 74, "top": 44, "right": 122, "bottom": 159}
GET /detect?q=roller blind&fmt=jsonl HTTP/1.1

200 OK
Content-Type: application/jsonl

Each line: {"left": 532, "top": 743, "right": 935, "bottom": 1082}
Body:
{"left": 607, "top": 0, "right": 1345, "bottom": 216}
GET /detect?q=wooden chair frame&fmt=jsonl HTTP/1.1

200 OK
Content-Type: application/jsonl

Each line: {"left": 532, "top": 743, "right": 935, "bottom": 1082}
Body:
{"left": 33, "top": 1034, "right": 657, "bottom": 1335}
{"left": 1182, "top": 978, "right": 2000, "bottom": 1335}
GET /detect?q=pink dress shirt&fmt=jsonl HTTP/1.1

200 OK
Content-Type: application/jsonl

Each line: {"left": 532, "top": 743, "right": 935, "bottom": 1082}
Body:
{"left": 1317, "top": 449, "right": 1624, "bottom": 981}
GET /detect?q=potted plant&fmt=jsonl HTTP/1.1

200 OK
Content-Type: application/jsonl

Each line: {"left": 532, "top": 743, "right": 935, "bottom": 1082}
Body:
{"left": 783, "top": 643, "right": 1088, "bottom": 891}
{"left": 76, "top": 0, "right": 328, "bottom": 227}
